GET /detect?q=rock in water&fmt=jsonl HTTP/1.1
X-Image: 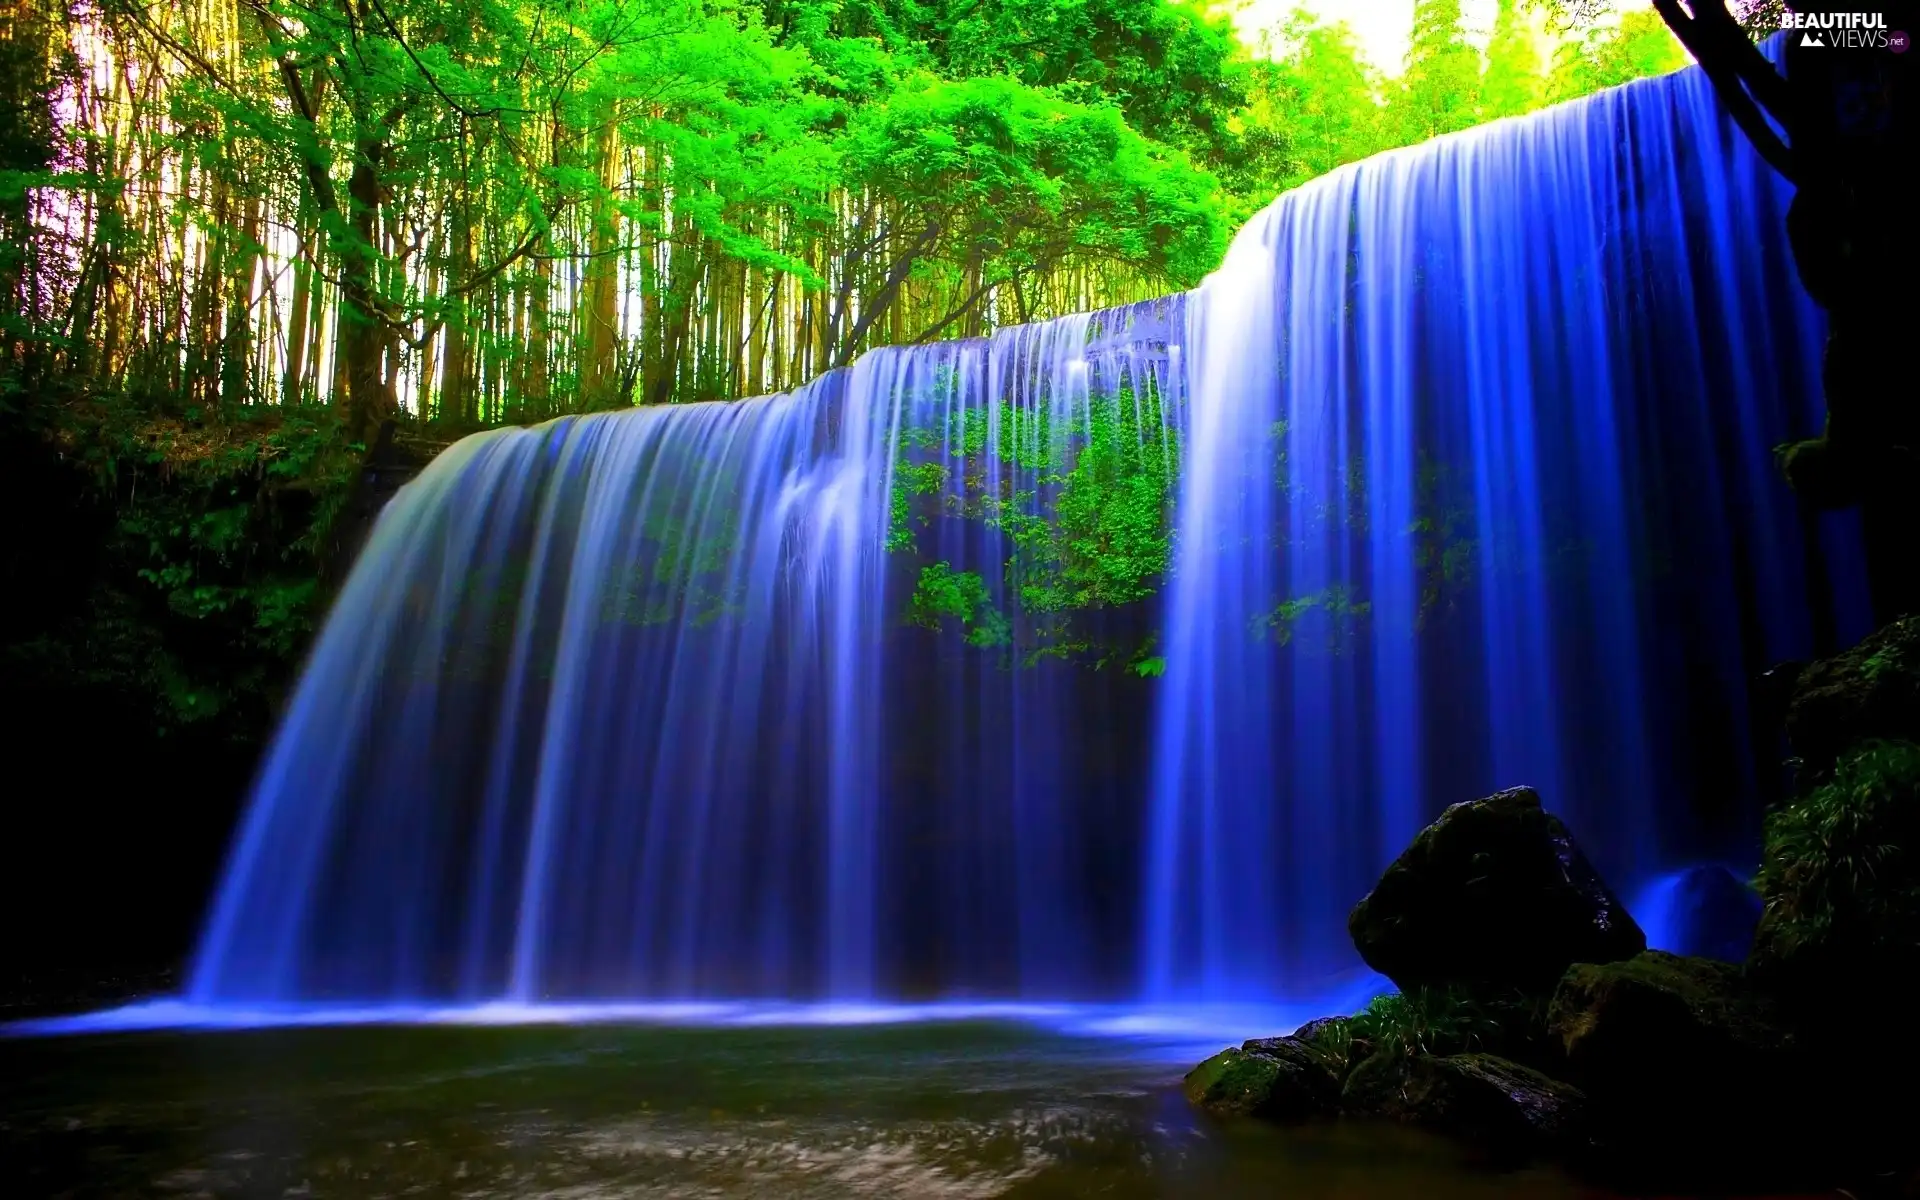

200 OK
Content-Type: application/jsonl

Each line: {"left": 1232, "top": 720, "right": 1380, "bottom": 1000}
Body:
{"left": 1398, "top": 1054, "right": 1587, "bottom": 1156}
{"left": 1185, "top": 1037, "right": 1343, "bottom": 1121}
{"left": 1348, "top": 787, "right": 1644, "bottom": 993}
{"left": 1339, "top": 1048, "right": 1586, "bottom": 1159}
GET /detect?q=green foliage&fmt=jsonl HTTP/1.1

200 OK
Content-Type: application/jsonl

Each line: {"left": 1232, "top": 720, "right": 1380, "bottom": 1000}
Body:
{"left": 1347, "top": 986, "right": 1508, "bottom": 1062}
{"left": 889, "top": 375, "right": 1179, "bottom": 668}
{"left": 1394, "top": 0, "right": 1484, "bottom": 143}
{"left": 1301, "top": 1014, "right": 1358, "bottom": 1063}
{"left": 1483, "top": 0, "right": 1546, "bottom": 120}
{"left": 1, "top": 386, "right": 360, "bottom": 736}
{"left": 1547, "top": 10, "right": 1689, "bottom": 103}
{"left": 1256, "top": 585, "right": 1372, "bottom": 650}
{"left": 1757, "top": 740, "right": 1920, "bottom": 969}
{"left": 908, "top": 562, "right": 1011, "bottom": 647}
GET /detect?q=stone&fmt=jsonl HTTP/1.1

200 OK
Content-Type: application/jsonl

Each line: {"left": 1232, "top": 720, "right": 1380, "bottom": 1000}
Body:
{"left": 1786, "top": 615, "right": 1920, "bottom": 783}
{"left": 1338, "top": 1047, "right": 1585, "bottom": 1159}
{"left": 1184, "top": 1036, "right": 1342, "bottom": 1122}
{"left": 1546, "top": 951, "right": 1819, "bottom": 1185}
{"left": 1348, "top": 786, "right": 1645, "bottom": 994}
{"left": 1397, "top": 1053, "right": 1587, "bottom": 1156}
{"left": 1238, "top": 1034, "right": 1345, "bottom": 1115}
{"left": 1287, "top": 1016, "right": 1348, "bottom": 1046}
{"left": 1549, "top": 951, "right": 1795, "bottom": 1084}
{"left": 1339, "top": 1046, "right": 1410, "bottom": 1117}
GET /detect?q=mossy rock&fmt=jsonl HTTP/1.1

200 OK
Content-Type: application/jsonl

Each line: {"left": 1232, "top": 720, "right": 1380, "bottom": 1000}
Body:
{"left": 1349, "top": 786, "right": 1644, "bottom": 994}
{"left": 1786, "top": 616, "right": 1920, "bottom": 783}
{"left": 1286, "top": 1016, "right": 1365, "bottom": 1080}
{"left": 1184, "top": 1036, "right": 1342, "bottom": 1122}
{"left": 1547, "top": 951, "right": 1821, "bottom": 1187}
{"left": 1184, "top": 1048, "right": 1280, "bottom": 1117}
{"left": 1339, "top": 1046, "right": 1411, "bottom": 1117}
{"left": 1549, "top": 951, "right": 1794, "bottom": 1078}
{"left": 1239, "top": 1034, "right": 1345, "bottom": 1113}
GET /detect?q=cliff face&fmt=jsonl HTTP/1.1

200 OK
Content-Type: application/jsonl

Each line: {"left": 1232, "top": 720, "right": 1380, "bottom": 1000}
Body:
{"left": 0, "top": 402, "right": 453, "bottom": 985}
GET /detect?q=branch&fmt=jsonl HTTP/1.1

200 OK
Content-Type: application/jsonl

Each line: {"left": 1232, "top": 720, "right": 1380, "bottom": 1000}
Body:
{"left": 1651, "top": 0, "right": 1797, "bottom": 181}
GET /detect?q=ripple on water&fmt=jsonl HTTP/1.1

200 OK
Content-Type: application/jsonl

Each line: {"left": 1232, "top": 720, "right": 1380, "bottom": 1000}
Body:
{"left": 517, "top": 1105, "right": 1140, "bottom": 1200}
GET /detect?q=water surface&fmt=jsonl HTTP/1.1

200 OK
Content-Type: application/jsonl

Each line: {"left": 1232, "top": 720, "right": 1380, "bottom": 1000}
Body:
{"left": 1, "top": 1020, "right": 1613, "bottom": 1199}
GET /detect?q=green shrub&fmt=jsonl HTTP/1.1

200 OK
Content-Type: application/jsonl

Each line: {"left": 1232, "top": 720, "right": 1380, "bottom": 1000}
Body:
{"left": 1347, "top": 985, "right": 1506, "bottom": 1061}
{"left": 1756, "top": 739, "right": 1920, "bottom": 976}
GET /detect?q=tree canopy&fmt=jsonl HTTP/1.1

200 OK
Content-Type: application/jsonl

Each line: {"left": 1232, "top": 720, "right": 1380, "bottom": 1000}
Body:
{"left": 3, "top": 0, "right": 1691, "bottom": 430}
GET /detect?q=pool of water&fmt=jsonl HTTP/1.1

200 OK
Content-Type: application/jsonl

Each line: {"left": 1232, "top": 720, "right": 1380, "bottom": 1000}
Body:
{"left": 0, "top": 1015, "right": 1627, "bottom": 1199}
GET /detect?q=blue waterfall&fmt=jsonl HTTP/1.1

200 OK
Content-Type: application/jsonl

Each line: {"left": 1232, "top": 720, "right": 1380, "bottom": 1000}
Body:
{"left": 185, "top": 54, "right": 1864, "bottom": 1011}
{"left": 1141, "top": 55, "right": 1868, "bottom": 1003}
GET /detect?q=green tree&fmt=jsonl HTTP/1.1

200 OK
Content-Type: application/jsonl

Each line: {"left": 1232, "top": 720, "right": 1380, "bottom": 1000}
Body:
{"left": 1483, "top": 0, "right": 1545, "bottom": 119}
{"left": 1235, "top": 12, "right": 1387, "bottom": 199}
{"left": 1548, "top": 9, "right": 1687, "bottom": 103}
{"left": 1392, "top": 0, "right": 1483, "bottom": 143}
{"left": 833, "top": 73, "right": 1223, "bottom": 355}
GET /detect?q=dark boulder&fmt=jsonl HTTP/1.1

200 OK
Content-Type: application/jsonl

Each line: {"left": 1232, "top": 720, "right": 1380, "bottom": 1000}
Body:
{"left": 1184, "top": 1036, "right": 1342, "bottom": 1121}
{"left": 1348, "top": 787, "right": 1644, "bottom": 993}
{"left": 1786, "top": 615, "right": 1920, "bottom": 783}
{"left": 1398, "top": 1054, "right": 1587, "bottom": 1157}
{"left": 1338, "top": 1048, "right": 1586, "bottom": 1159}
{"left": 1547, "top": 951, "right": 1820, "bottom": 1186}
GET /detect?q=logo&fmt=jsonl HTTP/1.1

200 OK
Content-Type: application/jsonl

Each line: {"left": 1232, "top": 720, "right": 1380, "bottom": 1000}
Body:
{"left": 1783, "top": 10, "right": 1894, "bottom": 49}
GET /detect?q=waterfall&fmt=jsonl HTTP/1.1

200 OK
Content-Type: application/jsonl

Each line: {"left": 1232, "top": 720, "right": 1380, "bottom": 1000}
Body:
{"left": 1141, "top": 52, "right": 1867, "bottom": 1003}
{"left": 190, "top": 304, "right": 1183, "bottom": 1003}
{"left": 189, "top": 54, "right": 1864, "bottom": 1010}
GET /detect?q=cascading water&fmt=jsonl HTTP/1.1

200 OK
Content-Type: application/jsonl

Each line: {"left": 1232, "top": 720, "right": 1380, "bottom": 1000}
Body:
{"left": 1142, "top": 50, "right": 1868, "bottom": 1003}
{"left": 182, "top": 51, "right": 1864, "bottom": 1014}
{"left": 189, "top": 303, "right": 1184, "bottom": 1003}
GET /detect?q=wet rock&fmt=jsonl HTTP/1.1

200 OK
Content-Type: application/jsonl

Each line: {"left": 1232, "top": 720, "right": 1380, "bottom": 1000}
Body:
{"left": 1339, "top": 1047, "right": 1584, "bottom": 1159}
{"left": 1399, "top": 1054, "right": 1587, "bottom": 1156}
{"left": 1288, "top": 1016, "right": 1348, "bottom": 1046}
{"left": 1339, "top": 1047, "right": 1410, "bottom": 1116}
{"left": 1238, "top": 1035, "right": 1345, "bottom": 1115}
{"left": 1348, "top": 787, "right": 1644, "bottom": 994}
{"left": 1786, "top": 616, "right": 1920, "bottom": 782}
{"left": 1184, "top": 1037, "right": 1341, "bottom": 1121}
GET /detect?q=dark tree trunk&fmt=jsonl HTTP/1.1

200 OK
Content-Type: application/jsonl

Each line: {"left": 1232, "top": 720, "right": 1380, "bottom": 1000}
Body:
{"left": 1658, "top": 2, "right": 1919, "bottom": 624}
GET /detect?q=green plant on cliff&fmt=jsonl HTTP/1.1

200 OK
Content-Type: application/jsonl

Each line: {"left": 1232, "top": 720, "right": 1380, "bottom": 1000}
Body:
{"left": 1756, "top": 739, "right": 1920, "bottom": 974}
{"left": 888, "top": 376, "right": 1178, "bottom": 668}
{"left": 4, "top": 391, "right": 360, "bottom": 737}
{"left": 908, "top": 562, "right": 1012, "bottom": 648}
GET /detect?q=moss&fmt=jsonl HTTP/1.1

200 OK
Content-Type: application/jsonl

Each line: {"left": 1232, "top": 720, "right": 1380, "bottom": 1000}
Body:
{"left": 1183, "top": 1047, "right": 1284, "bottom": 1116}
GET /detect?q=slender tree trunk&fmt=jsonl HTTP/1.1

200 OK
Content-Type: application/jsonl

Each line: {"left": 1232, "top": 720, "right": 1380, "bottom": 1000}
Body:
{"left": 579, "top": 118, "right": 621, "bottom": 407}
